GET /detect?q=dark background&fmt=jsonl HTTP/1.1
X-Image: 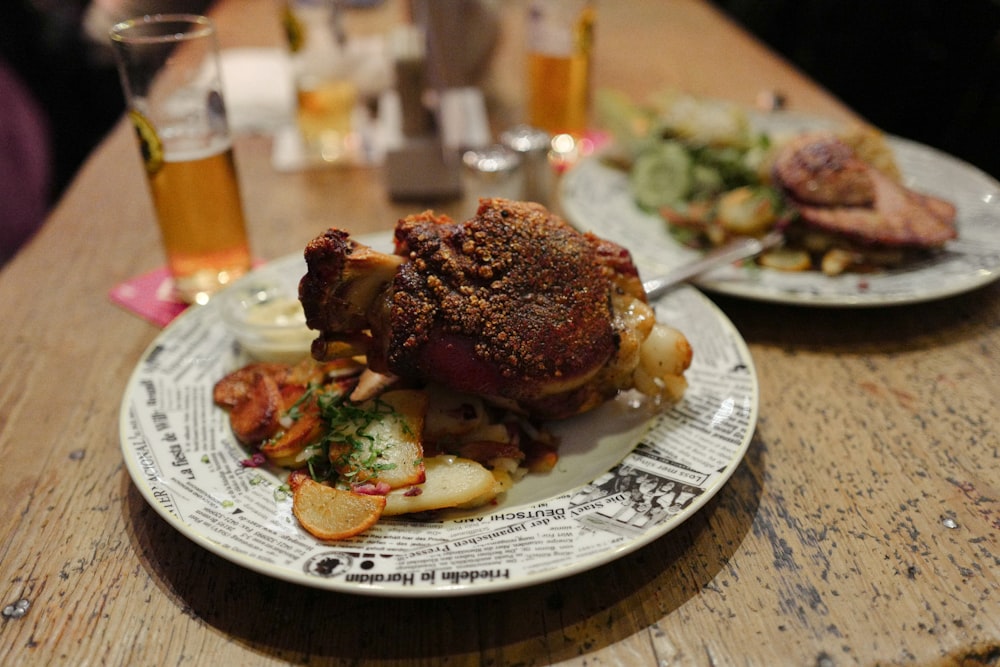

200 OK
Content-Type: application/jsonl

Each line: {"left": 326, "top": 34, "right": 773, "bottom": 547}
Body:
{"left": 0, "top": 0, "right": 212, "bottom": 264}
{"left": 1, "top": 1, "right": 211, "bottom": 201}
{"left": 710, "top": 0, "right": 1000, "bottom": 180}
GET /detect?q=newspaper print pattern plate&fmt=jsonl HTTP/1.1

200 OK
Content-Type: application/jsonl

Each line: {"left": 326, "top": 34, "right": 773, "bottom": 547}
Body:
{"left": 560, "top": 115, "right": 1000, "bottom": 307}
{"left": 119, "top": 240, "right": 758, "bottom": 597}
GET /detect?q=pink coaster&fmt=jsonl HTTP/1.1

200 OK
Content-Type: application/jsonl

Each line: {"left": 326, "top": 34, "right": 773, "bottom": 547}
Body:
{"left": 109, "top": 267, "right": 188, "bottom": 328}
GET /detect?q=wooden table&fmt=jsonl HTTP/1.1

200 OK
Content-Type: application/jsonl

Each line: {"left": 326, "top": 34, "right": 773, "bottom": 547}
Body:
{"left": 2, "top": 1, "right": 998, "bottom": 664}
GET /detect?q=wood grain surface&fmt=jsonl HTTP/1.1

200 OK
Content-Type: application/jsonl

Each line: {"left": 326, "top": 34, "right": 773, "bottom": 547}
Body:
{"left": 1, "top": 1, "right": 998, "bottom": 665}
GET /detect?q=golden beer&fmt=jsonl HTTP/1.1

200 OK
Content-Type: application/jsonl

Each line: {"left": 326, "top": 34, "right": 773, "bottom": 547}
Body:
{"left": 295, "top": 77, "right": 358, "bottom": 161}
{"left": 147, "top": 140, "right": 251, "bottom": 303}
{"left": 111, "top": 15, "right": 250, "bottom": 304}
{"left": 526, "top": 1, "right": 595, "bottom": 136}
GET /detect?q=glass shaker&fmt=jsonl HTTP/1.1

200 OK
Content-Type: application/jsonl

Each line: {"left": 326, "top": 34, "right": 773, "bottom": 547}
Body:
{"left": 500, "top": 125, "right": 553, "bottom": 206}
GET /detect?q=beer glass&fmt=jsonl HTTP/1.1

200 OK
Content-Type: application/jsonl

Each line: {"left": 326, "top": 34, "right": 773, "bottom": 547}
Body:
{"left": 281, "top": 0, "right": 361, "bottom": 163}
{"left": 111, "top": 14, "right": 251, "bottom": 305}
{"left": 525, "top": 0, "right": 595, "bottom": 137}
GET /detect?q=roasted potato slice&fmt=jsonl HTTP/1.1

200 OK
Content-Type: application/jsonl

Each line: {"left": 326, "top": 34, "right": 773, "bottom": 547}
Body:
{"left": 213, "top": 362, "right": 289, "bottom": 408}
{"left": 716, "top": 186, "right": 777, "bottom": 236}
{"left": 820, "top": 248, "right": 857, "bottom": 276}
{"left": 228, "top": 373, "right": 283, "bottom": 444}
{"left": 758, "top": 247, "right": 812, "bottom": 272}
{"left": 423, "top": 385, "right": 487, "bottom": 440}
{"left": 261, "top": 411, "right": 325, "bottom": 468}
{"left": 292, "top": 478, "right": 385, "bottom": 540}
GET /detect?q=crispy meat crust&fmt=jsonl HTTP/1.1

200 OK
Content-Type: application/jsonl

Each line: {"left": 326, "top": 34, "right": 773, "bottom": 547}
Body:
{"left": 300, "top": 229, "right": 362, "bottom": 332}
{"left": 301, "top": 229, "right": 406, "bottom": 359}
{"left": 374, "top": 199, "right": 631, "bottom": 398}
{"left": 299, "top": 198, "right": 659, "bottom": 420}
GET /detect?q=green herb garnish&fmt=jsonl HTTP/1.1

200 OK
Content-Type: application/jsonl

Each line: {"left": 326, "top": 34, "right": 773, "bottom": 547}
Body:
{"left": 294, "top": 389, "right": 406, "bottom": 485}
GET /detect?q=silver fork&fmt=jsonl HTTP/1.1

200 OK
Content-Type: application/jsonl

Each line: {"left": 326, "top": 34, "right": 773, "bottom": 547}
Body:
{"left": 642, "top": 231, "right": 784, "bottom": 300}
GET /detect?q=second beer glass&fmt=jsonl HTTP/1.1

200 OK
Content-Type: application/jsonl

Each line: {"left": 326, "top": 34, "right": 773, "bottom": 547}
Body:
{"left": 525, "top": 0, "right": 595, "bottom": 137}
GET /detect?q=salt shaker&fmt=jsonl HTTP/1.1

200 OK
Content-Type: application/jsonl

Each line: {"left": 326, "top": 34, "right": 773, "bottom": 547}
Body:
{"left": 461, "top": 144, "right": 522, "bottom": 213}
{"left": 500, "top": 124, "right": 553, "bottom": 206}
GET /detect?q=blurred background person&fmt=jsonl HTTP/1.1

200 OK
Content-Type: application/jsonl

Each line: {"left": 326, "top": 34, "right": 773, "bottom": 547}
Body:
{"left": 1, "top": 55, "right": 51, "bottom": 264}
{"left": 0, "top": 0, "right": 208, "bottom": 265}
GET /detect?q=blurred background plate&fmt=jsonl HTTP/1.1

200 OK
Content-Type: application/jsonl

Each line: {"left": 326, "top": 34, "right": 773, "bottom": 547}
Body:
{"left": 561, "top": 114, "right": 1000, "bottom": 307}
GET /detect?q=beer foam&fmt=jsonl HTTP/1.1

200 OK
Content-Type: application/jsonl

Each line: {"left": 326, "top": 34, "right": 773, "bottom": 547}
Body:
{"left": 161, "top": 135, "right": 233, "bottom": 162}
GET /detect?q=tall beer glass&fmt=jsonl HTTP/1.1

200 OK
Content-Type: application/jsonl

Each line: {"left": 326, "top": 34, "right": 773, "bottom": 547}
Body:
{"left": 525, "top": 0, "right": 595, "bottom": 137}
{"left": 281, "top": 0, "right": 361, "bottom": 164}
{"left": 111, "top": 14, "right": 251, "bottom": 305}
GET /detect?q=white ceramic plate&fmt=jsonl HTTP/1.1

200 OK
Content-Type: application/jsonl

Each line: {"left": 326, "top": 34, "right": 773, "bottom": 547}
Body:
{"left": 560, "top": 114, "right": 1000, "bottom": 307}
{"left": 119, "top": 234, "right": 758, "bottom": 597}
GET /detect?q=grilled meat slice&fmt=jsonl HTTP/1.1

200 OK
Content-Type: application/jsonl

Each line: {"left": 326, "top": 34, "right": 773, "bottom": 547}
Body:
{"left": 299, "top": 198, "right": 691, "bottom": 420}
{"left": 773, "top": 131, "right": 957, "bottom": 248}
{"left": 792, "top": 168, "right": 957, "bottom": 248}
{"left": 772, "top": 131, "right": 876, "bottom": 207}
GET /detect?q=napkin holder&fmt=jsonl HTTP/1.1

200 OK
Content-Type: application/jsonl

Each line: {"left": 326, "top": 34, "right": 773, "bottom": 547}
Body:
{"left": 385, "top": 138, "right": 463, "bottom": 201}
{"left": 385, "top": 86, "right": 489, "bottom": 202}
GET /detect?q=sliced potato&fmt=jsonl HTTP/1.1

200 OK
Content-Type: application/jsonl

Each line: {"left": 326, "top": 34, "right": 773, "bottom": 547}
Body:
{"left": 329, "top": 389, "right": 427, "bottom": 488}
{"left": 820, "top": 248, "right": 856, "bottom": 276}
{"left": 716, "top": 186, "right": 777, "bottom": 236}
{"left": 292, "top": 478, "right": 386, "bottom": 540}
{"left": 382, "top": 455, "right": 499, "bottom": 516}
{"left": 489, "top": 466, "right": 516, "bottom": 494}
{"left": 758, "top": 247, "right": 812, "bottom": 272}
